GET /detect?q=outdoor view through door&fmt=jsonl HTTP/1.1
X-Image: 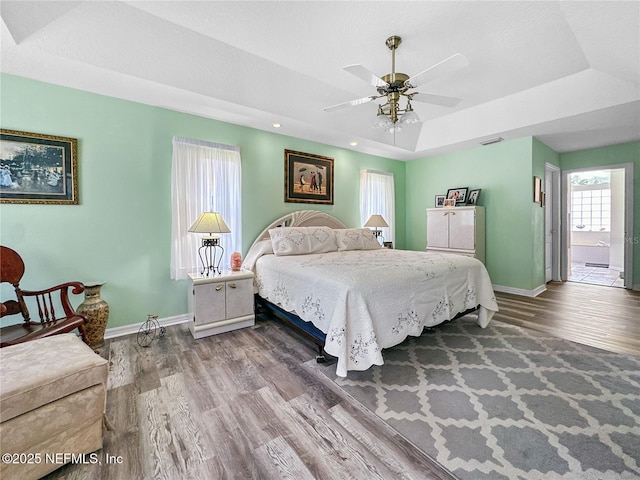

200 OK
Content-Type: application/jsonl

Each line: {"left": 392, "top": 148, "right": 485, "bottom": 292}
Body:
{"left": 567, "top": 168, "right": 625, "bottom": 288}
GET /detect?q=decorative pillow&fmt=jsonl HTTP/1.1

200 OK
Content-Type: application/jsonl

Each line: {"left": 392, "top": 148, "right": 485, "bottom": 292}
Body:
{"left": 269, "top": 226, "right": 338, "bottom": 256}
{"left": 335, "top": 228, "right": 382, "bottom": 251}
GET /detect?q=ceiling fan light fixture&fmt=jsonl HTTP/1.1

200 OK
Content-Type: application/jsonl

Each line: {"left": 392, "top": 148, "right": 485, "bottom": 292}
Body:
{"left": 385, "top": 124, "right": 403, "bottom": 134}
{"left": 325, "top": 35, "right": 466, "bottom": 137}
{"left": 400, "top": 109, "right": 420, "bottom": 125}
{"left": 373, "top": 112, "right": 392, "bottom": 129}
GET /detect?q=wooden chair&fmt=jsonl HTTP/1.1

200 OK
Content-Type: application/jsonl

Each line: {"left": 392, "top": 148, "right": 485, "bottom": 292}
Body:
{"left": 0, "top": 246, "right": 89, "bottom": 347}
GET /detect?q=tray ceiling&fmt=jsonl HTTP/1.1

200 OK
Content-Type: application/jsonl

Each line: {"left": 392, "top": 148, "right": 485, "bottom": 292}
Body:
{"left": 1, "top": 1, "right": 638, "bottom": 160}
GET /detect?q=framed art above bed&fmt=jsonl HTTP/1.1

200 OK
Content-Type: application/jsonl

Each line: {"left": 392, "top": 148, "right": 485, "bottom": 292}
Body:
{"left": 284, "top": 150, "right": 334, "bottom": 205}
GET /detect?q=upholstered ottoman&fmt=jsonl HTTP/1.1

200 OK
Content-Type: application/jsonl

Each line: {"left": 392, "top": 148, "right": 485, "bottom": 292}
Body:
{"left": 0, "top": 334, "right": 108, "bottom": 480}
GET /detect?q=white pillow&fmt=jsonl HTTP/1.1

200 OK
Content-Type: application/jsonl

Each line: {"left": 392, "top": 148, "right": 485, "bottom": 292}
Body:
{"left": 335, "top": 228, "right": 382, "bottom": 251}
{"left": 242, "top": 239, "right": 274, "bottom": 271}
{"left": 269, "top": 226, "right": 338, "bottom": 256}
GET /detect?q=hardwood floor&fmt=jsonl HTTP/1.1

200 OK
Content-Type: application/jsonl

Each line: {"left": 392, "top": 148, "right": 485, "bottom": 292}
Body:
{"left": 44, "top": 281, "right": 638, "bottom": 480}
{"left": 44, "top": 314, "right": 453, "bottom": 480}
{"left": 494, "top": 281, "right": 640, "bottom": 355}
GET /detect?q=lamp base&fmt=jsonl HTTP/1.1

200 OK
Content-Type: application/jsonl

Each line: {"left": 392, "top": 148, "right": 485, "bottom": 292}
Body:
{"left": 198, "top": 237, "right": 225, "bottom": 276}
{"left": 372, "top": 229, "right": 385, "bottom": 245}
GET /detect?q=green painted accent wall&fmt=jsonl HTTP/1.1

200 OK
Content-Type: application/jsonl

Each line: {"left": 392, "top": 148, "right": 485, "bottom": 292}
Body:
{"left": 406, "top": 137, "right": 541, "bottom": 291}
{"left": 0, "top": 74, "right": 405, "bottom": 328}
{"left": 560, "top": 141, "right": 640, "bottom": 286}
{"left": 2, "top": 73, "right": 637, "bottom": 330}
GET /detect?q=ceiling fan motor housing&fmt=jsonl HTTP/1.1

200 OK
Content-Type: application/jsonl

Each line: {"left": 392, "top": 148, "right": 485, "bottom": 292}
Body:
{"left": 378, "top": 72, "right": 410, "bottom": 95}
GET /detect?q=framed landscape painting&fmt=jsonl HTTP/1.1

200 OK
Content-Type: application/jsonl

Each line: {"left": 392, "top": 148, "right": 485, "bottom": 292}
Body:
{"left": 284, "top": 149, "right": 334, "bottom": 205}
{"left": 0, "top": 129, "right": 78, "bottom": 204}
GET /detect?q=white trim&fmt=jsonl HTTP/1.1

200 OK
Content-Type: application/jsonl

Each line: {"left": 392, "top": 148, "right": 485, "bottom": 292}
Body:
{"left": 103, "top": 313, "right": 191, "bottom": 340}
{"left": 562, "top": 163, "right": 634, "bottom": 289}
{"left": 545, "top": 163, "right": 561, "bottom": 282}
{"left": 493, "top": 284, "right": 547, "bottom": 297}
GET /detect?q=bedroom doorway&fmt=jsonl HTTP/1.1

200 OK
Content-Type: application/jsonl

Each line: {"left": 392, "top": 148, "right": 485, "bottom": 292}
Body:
{"left": 563, "top": 165, "right": 633, "bottom": 288}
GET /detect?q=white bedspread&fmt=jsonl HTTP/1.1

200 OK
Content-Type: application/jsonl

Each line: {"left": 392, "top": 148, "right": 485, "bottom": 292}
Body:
{"left": 255, "top": 249, "right": 499, "bottom": 377}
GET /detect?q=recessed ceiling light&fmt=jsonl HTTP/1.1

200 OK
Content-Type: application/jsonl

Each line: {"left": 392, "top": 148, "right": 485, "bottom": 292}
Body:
{"left": 272, "top": 122, "right": 282, "bottom": 128}
{"left": 350, "top": 141, "right": 358, "bottom": 146}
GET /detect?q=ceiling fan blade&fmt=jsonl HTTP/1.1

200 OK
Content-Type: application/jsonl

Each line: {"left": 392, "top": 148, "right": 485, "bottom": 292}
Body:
{"left": 323, "top": 96, "right": 378, "bottom": 112}
{"left": 343, "top": 64, "right": 388, "bottom": 88}
{"left": 411, "top": 92, "right": 462, "bottom": 107}
{"left": 405, "top": 53, "right": 469, "bottom": 88}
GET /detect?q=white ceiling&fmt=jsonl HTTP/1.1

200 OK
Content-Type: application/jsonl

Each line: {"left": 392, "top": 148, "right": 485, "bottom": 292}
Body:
{"left": 1, "top": 1, "right": 639, "bottom": 161}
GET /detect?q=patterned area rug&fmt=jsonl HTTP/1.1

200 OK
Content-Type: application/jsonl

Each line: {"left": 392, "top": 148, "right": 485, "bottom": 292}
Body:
{"left": 315, "top": 318, "right": 640, "bottom": 480}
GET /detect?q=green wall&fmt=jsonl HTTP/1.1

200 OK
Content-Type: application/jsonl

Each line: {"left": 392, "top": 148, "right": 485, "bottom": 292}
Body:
{"left": 406, "top": 137, "right": 541, "bottom": 291}
{"left": 560, "top": 141, "right": 640, "bottom": 287}
{"left": 2, "top": 73, "right": 638, "bottom": 330}
{"left": 0, "top": 74, "right": 405, "bottom": 328}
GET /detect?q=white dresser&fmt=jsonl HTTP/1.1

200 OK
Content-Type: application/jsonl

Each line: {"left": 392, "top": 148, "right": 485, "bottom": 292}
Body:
{"left": 187, "top": 270, "right": 255, "bottom": 339}
{"left": 426, "top": 206, "right": 485, "bottom": 263}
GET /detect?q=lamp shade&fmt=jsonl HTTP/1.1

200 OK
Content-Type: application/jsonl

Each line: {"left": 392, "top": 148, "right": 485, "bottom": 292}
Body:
{"left": 188, "top": 212, "right": 231, "bottom": 234}
{"left": 364, "top": 214, "right": 389, "bottom": 228}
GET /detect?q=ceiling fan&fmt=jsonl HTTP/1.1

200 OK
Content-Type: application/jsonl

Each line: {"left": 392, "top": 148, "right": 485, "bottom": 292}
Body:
{"left": 324, "top": 35, "right": 468, "bottom": 133}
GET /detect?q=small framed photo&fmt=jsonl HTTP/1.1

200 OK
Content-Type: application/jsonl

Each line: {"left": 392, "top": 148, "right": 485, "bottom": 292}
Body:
{"left": 446, "top": 187, "right": 468, "bottom": 205}
{"left": 467, "top": 189, "right": 481, "bottom": 205}
{"left": 1, "top": 129, "right": 78, "bottom": 204}
{"left": 383, "top": 241, "right": 393, "bottom": 249}
{"left": 443, "top": 198, "right": 456, "bottom": 207}
{"left": 533, "top": 176, "right": 542, "bottom": 203}
{"left": 435, "top": 195, "right": 445, "bottom": 207}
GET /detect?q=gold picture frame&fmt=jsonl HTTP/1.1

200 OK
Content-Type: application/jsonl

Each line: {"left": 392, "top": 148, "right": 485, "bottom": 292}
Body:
{"left": 284, "top": 149, "right": 334, "bottom": 205}
{"left": 0, "top": 129, "right": 78, "bottom": 204}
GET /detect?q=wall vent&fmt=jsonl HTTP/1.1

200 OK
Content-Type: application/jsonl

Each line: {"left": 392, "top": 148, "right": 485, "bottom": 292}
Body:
{"left": 480, "top": 137, "right": 504, "bottom": 146}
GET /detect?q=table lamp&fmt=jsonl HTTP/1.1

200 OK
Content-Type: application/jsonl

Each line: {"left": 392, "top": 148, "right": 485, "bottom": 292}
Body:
{"left": 188, "top": 212, "right": 230, "bottom": 276}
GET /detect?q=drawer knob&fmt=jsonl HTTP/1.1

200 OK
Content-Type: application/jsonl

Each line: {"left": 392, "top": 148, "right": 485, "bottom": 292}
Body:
{"left": 215, "top": 285, "right": 223, "bottom": 291}
{"left": 229, "top": 283, "right": 237, "bottom": 289}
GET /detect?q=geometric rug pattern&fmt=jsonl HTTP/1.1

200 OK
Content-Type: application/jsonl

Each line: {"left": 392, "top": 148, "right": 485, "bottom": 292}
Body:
{"left": 319, "top": 318, "right": 640, "bottom": 480}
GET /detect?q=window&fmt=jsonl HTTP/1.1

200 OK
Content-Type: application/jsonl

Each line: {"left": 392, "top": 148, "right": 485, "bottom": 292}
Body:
{"left": 170, "top": 137, "right": 242, "bottom": 280}
{"left": 569, "top": 170, "right": 612, "bottom": 233}
{"left": 571, "top": 188, "right": 611, "bottom": 232}
{"left": 360, "top": 169, "right": 395, "bottom": 244}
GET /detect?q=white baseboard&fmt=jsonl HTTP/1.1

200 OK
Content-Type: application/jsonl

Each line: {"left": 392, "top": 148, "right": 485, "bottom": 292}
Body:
{"left": 104, "top": 313, "right": 191, "bottom": 340}
{"left": 493, "top": 284, "right": 547, "bottom": 297}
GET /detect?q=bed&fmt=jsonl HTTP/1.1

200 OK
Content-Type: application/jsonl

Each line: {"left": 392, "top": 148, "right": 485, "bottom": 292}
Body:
{"left": 244, "top": 210, "right": 498, "bottom": 377}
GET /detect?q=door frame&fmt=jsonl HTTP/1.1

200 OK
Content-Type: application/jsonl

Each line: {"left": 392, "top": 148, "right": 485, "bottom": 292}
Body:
{"left": 561, "top": 163, "right": 634, "bottom": 288}
{"left": 545, "top": 163, "right": 561, "bottom": 282}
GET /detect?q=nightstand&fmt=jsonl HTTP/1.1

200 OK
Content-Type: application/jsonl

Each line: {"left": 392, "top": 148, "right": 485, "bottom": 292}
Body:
{"left": 187, "top": 270, "right": 255, "bottom": 339}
